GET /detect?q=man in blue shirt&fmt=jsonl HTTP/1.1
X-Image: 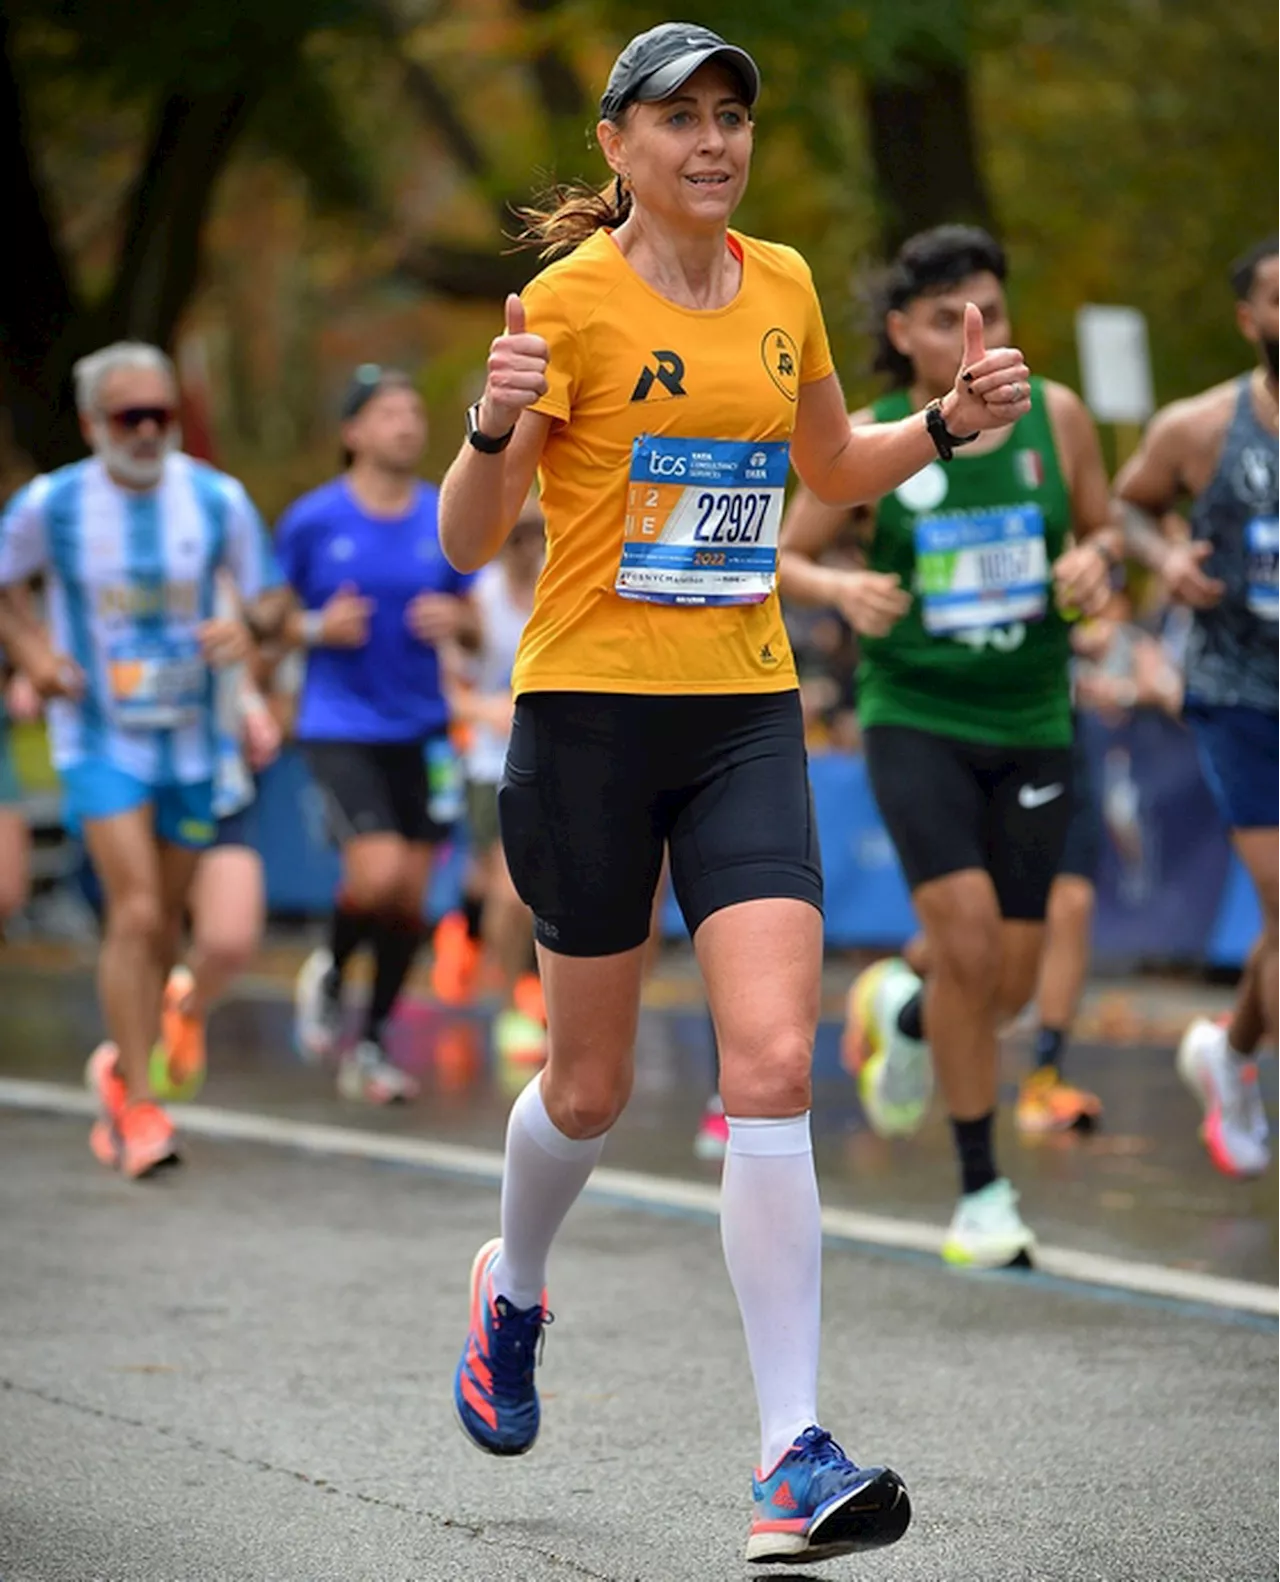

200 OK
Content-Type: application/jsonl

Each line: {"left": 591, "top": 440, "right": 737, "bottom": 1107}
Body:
{"left": 0, "top": 341, "right": 282, "bottom": 1177}
{"left": 279, "top": 366, "right": 478, "bottom": 1101}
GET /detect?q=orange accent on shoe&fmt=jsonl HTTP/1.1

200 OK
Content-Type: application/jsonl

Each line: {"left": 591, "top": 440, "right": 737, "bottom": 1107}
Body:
{"left": 749, "top": 1517, "right": 810, "bottom": 1535}
{"left": 118, "top": 1101, "right": 180, "bottom": 1180}
{"left": 772, "top": 1480, "right": 799, "bottom": 1512}
{"left": 85, "top": 1042, "right": 127, "bottom": 1122}
{"left": 459, "top": 1370, "right": 499, "bottom": 1430}
{"left": 431, "top": 912, "right": 481, "bottom": 1006}
{"left": 89, "top": 1119, "right": 120, "bottom": 1169}
{"left": 1015, "top": 1067, "right": 1102, "bottom": 1135}
{"left": 161, "top": 965, "right": 206, "bottom": 1090}
{"left": 465, "top": 1339, "right": 493, "bottom": 1393}
{"left": 513, "top": 972, "right": 546, "bottom": 1027}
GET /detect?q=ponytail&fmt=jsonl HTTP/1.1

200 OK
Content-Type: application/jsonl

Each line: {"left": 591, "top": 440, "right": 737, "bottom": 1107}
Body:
{"left": 513, "top": 174, "right": 633, "bottom": 260}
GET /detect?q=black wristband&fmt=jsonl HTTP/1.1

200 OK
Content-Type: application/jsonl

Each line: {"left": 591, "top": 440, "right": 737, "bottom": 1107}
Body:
{"left": 924, "top": 399, "right": 980, "bottom": 463}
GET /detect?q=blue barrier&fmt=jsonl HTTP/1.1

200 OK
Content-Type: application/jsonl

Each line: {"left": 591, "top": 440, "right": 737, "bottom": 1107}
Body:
{"left": 256, "top": 721, "right": 1259, "bottom": 966}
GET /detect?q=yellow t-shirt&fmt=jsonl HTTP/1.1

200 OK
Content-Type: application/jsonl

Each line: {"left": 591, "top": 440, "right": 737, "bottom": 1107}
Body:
{"left": 512, "top": 227, "right": 834, "bottom": 697}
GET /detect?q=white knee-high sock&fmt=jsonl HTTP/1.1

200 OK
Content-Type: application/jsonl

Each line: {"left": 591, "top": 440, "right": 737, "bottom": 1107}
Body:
{"left": 491, "top": 1075, "right": 607, "bottom": 1310}
{"left": 721, "top": 1114, "right": 822, "bottom": 1473}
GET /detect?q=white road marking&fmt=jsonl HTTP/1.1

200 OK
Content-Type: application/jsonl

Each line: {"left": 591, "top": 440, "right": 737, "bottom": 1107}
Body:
{"left": 2, "top": 1076, "right": 1274, "bottom": 1318}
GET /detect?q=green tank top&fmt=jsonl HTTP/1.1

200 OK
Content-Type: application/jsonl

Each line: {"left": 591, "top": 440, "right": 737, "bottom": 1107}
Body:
{"left": 857, "top": 377, "right": 1073, "bottom": 747}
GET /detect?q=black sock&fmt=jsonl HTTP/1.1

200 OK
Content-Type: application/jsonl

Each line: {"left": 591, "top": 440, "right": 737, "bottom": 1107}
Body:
{"left": 462, "top": 893, "right": 485, "bottom": 943}
{"left": 330, "top": 903, "right": 371, "bottom": 980}
{"left": 897, "top": 989, "right": 925, "bottom": 1042}
{"left": 951, "top": 1112, "right": 997, "bottom": 1197}
{"left": 364, "top": 913, "right": 425, "bottom": 1043}
{"left": 1034, "top": 1026, "right": 1066, "bottom": 1074}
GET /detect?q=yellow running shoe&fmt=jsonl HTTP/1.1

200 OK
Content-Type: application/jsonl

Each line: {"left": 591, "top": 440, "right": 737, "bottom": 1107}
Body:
{"left": 842, "top": 958, "right": 932, "bottom": 1138}
{"left": 1015, "top": 1067, "right": 1102, "bottom": 1135}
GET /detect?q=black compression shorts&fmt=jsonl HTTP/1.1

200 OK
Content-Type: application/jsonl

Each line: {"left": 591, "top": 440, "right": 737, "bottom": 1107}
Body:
{"left": 498, "top": 690, "right": 823, "bottom": 957}
{"left": 303, "top": 738, "right": 450, "bottom": 848}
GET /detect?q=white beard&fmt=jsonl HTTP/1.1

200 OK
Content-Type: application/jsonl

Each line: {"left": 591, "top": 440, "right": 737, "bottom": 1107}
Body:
{"left": 90, "top": 421, "right": 181, "bottom": 489}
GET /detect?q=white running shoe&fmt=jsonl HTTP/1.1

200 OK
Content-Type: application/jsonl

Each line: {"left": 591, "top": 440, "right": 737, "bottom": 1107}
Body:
{"left": 336, "top": 1042, "right": 420, "bottom": 1105}
{"left": 942, "top": 1177, "right": 1037, "bottom": 1268}
{"left": 294, "top": 947, "right": 341, "bottom": 1063}
{"left": 843, "top": 958, "right": 933, "bottom": 1137}
{"left": 1176, "top": 1016, "right": 1270, "bottom": 1179}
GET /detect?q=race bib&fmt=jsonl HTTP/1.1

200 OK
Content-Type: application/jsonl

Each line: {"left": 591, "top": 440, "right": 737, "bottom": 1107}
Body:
{"left": 914, "top": 504, "right": 1048, "bottom": 634}
{"left": 107, "top": 632, "right": 206, "bottom": 729}
{"left": 615, "top": 436, "right": 789, "bottom": 606}
{"left": 1246, "top": 515, "right": 1278, "bottom": 622}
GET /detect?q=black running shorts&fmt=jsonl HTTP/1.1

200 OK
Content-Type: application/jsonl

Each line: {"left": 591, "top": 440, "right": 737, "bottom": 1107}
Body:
{"left": 303, "top": 738, "right": 450, "bottom": 847}
{"left": 498, "top": 690, "right": 823, "bottom": 957}
{"left": 862, "top": 723, "right": 1073, "bottom": 921}
{"left": 1056, "top": 719, "right": 1102, "bottom": 883}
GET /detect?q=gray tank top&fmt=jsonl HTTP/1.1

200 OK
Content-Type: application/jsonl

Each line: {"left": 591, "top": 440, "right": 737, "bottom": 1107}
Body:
{"left": 1184, "top": 376, "right": 1278, "bottom": 711}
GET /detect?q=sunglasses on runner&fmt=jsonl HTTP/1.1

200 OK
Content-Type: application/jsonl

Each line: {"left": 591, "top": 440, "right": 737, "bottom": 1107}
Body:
{"left": 104, "top": 406, "right": 177, "bottom": 431}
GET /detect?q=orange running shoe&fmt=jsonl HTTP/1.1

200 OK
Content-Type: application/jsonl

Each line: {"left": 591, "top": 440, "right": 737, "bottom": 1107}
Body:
{"left": 118, "top": 1101, "right": 181, "bottom": 1179}
{"left": 1015, "top": 1067, "right": 1102, "bottom": 1135}
{"left": 150, "top": 964, "right": 207, "bottom": 1102}
{"left": 84, "top": 1041, "right": 127, "bottom": 1122}
{"left": 431, "top": 911, "right": 481, "bottom": 1006}
{"left": 512, "top": 972, "right": 546, "bottom": 1027}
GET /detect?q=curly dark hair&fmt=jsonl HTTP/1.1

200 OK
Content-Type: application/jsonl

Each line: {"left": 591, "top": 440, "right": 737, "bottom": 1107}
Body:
{"left": 1230, "top": 235, "right": 1278, "bottom": 301}
{"left": 870, "top": 225, "right": 1007, "bottom": 388}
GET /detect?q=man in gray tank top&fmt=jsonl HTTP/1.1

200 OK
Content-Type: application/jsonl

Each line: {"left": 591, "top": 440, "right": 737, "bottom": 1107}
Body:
{"left": 1117, "top": 235, "right": 1277, "bottom": 1180}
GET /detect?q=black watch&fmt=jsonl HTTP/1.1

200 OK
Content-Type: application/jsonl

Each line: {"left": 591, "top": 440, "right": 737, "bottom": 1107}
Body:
{"left": 465, "top": 400, "right": 515, "bottom": 454}
{"left": 924, "top": 399, "right": 980, "bottom": 463}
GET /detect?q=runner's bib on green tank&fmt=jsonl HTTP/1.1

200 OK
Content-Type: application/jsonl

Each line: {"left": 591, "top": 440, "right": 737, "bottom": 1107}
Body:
{"left": 857, "top": 378, "right": 1073, "bottom": 748}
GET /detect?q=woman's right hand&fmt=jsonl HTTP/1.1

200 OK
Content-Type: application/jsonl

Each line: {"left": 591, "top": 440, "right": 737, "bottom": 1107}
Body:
{"left": 478, "top": 295, "right": 550, "bottom": 436}
{"left": 320, "top": 583, "right": 374, "bottom": 648}
{"left": 831, "top": 570, "right": 912, "bottom": 637}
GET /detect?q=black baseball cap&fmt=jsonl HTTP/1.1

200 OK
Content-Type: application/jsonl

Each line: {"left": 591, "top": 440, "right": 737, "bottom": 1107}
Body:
{"left": 599, "top": 23, "right": 760, "bottom": 121}
{"left": 340, "top": 363, "right": 416, "bottom": 421}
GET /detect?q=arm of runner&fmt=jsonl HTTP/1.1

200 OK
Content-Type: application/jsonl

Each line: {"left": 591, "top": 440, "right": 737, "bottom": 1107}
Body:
{"left": 439, "top": 295, "right": 553, "bottom": 574}
{"left": 406, "top": 590, "right": 481, "bottom": 650}
{"left": 1045, "top": 382, "right": 1121, "bottom": 618}
{"left": 1114, "top": 405, "right": 1225, "bottom": 608}
{"left": 0, "top": 479, "right": 84, "bottom": 700}
{"left": 791, "top": 305, "right": 1030, "bottom": 507}
{"left": 778, "top": 450, "right": 911, "bottom": 637}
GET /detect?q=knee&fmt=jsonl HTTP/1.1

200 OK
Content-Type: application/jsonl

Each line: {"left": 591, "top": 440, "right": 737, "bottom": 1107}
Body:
{"left": 199, "top": 922, "right": 259, "bottom": 979}
{"left": 344, "top": 864, "right": 402, "bottom": 914}
{"left": 721, "top": 1029, "right": 813, "bottom": 1117}
{"left": 109, "top": 887, "right": 164, "bottom": 945}
{"left": 543, "top": 1064, "right": 632, "bottom": 1138}
{"left": 930, "top": 910, "right": 1002, "bottom": 1001}
{"left": 1049, "top": 878, "right": 1095, "bottom": 934}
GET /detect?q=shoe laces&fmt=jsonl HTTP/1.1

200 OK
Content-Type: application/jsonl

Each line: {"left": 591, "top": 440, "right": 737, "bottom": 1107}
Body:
{"left": 489, "top": 1297, "right": 553, "bottom": 1394}
{"left": 792, "top": 1425, "right": 854, "bottom": 1471}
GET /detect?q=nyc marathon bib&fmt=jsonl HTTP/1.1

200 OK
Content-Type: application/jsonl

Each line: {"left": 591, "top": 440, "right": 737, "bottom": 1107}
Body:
{"left": 1246, "top": 516, "right": 1279, "bottom": 622}
{"left": 107, "top": 631, "right": 206, "bottom": 729}
{"left": 616, "top": 436, "right": 789, "bottom": 606}
{"left": 914, "top": 504, "right": 1048, "bottom": 635}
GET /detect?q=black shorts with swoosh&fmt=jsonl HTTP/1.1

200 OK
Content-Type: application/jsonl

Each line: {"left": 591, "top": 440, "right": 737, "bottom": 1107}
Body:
{"left": 863, "top": 724, "right": 1073, "bottom": 920}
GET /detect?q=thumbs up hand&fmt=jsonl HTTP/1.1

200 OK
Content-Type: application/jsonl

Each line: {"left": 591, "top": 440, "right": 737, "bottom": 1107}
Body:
{"left": 478, "top": 293, "right": 551, "bottom": 439}
{"left": 939, "top": 301, "right": 1033, "bottom": 436}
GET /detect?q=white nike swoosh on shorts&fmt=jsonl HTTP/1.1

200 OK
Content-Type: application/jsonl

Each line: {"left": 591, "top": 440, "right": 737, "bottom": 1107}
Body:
{"left": 1017, "top": 783, "right": 1065, "bottom": 809}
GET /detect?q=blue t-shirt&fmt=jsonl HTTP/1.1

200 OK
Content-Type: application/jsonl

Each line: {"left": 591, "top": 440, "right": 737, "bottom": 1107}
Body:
{"left": 275, "top": 478, "right": 473, "bottom": 742}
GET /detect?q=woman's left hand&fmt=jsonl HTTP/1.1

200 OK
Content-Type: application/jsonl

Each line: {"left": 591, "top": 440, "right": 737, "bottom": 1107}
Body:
{"left": 940, "top": 303, "right": 1033, "bottom": 435}
{"left": 1053, "top": 540, "right": 1113, "bottom": 619}
{"left": 407, "top": 593, "right": 465, "bottom": 644}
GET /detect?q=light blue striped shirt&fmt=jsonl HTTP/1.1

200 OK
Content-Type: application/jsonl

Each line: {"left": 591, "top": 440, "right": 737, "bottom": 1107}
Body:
{"left": 0, "top": 453, "right": 279, "bottom": 785}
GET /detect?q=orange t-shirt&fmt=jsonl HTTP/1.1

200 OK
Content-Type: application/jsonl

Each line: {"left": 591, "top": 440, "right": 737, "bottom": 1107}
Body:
{"left": 511, "top": 227, "right": 834, "bottom": 697}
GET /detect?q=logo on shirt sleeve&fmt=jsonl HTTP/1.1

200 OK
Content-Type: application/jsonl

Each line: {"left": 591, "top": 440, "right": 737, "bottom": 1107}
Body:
{"left": 761, "top": 329, "right": 800, "bottom": 401}
{"left": 630, "top": 350, "right": 687, "bottom": 402}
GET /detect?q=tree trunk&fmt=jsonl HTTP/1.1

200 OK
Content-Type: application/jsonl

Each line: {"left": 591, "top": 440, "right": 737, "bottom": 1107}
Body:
{"left": 0, "top": 17, "right": 81, "bottom": 470}
{"left": 865, "top": 52, "right": 995, "bottom": 253}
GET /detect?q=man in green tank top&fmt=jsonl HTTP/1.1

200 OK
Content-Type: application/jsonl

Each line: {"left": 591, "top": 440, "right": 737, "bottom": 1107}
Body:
{"left": 780, "top": 226, "right": 1119, "bottom": 1269}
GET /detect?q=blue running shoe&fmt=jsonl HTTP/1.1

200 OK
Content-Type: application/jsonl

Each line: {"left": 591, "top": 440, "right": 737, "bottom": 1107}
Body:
{"left": 453, "top": 1238, "right": 552, "bottom": 1457}
{"left": 746, "top": 1426, "right": 910, "bottom": 1565}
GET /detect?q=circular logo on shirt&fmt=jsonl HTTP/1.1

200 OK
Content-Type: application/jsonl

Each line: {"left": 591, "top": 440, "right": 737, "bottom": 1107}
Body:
{"left": 894, "top": 462, "right": 949, "bottom": 512}
{"left": 1235, "top": 445, "right": 1277, "bottom": 508}
{"left": 329, "top": 536, "right": 355, "bottom": 562}
{"left": 761, "top": 329, "right": 801, "bottom": 401}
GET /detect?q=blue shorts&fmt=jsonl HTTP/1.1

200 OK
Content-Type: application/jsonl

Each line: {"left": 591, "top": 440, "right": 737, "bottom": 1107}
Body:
{"left": 1184, "top": 702, "right": 1279, "bottom": 831}
{"left": 61, "top": 760, "right": 217, "bottom": 849}
{"left": 0, "top": 708, "right": 21, "bottom": 808}
{"left": 212, "top": 798, "right": 260, "bottom": 851}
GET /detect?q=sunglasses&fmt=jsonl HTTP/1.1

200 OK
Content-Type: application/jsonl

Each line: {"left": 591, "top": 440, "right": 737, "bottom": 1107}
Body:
{"left": 104, "top": 406, "right": 177, "bottom": 431}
